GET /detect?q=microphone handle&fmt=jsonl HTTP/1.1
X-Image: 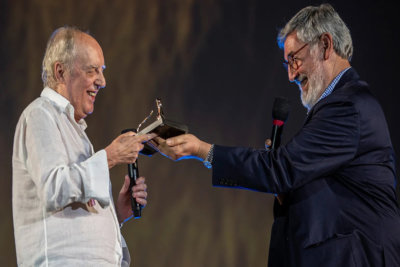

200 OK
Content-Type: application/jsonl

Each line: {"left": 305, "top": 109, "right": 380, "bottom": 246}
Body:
{"left": 271, "top": 123, "right": 286, "bottom": 209}
{"left": 270, "top": 124, "right": 284, "bottom": 150}
{"left": 128, "top": 160, "right": 142, "bottom": 219}
{"left": 122, "top": 128, "right": 142, "bottom": 219}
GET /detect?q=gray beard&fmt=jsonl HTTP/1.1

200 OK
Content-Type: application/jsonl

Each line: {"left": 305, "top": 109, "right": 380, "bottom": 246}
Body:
{"left": 299, "top": 61, "right": 325, "bottom": 111}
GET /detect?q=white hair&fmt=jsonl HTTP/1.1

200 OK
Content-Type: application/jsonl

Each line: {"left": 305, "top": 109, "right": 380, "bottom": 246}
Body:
{"left": 277, "top": 3, "right": 353, "bottom": 61}
{"left": 41, "top": 26, "right": 83, "bottom": 88}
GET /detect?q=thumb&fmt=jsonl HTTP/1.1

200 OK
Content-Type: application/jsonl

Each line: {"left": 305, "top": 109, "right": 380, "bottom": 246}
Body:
{"left": 120, "top": 174, "right": 131, "bottom": 193}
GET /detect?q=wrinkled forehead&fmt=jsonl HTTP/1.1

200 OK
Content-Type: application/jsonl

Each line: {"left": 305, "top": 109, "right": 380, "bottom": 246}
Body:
{"left": 74, "top": 33, "right": 105, "bottom": 67}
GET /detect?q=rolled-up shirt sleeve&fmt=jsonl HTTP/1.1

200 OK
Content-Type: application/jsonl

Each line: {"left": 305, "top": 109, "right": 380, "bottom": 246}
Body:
{"left": 24, "top": 105, "right": 110, "bottom": 211}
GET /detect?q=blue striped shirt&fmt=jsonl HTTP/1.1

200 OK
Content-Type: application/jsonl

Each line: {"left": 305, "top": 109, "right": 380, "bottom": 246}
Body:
{"left": 316, "top": 67, "right": 351, "bottom": 103}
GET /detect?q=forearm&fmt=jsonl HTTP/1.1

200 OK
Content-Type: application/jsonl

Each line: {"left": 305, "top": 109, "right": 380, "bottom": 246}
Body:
{"left": 29, "top": 150, "right": 111, "bottom": 211}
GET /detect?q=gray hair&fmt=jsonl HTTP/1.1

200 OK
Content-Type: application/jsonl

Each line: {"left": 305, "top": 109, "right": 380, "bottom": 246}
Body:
{"left": 41, "top": 26, "right": 83, "bottom": 88}
{"left": 277, "top": 3, "right": 353, "bottom": 61}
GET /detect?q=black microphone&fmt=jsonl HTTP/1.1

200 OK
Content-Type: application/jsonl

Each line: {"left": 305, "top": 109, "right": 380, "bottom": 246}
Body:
{"left": 270, "top": 97, "right": 290, "bottom": 149}
{"left": 270, "top": 97, "right": 290, "bottom": 210}
{"left": 121, "top": 128, "right": 142, "bottom": 219}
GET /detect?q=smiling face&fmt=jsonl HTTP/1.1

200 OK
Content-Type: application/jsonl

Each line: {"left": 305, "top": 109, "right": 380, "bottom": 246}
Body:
{"left": 56, "top": 33, "right": 106, "bottom": 122}
{"left": 284, "top": 32, "right": 328, "bottom": 110}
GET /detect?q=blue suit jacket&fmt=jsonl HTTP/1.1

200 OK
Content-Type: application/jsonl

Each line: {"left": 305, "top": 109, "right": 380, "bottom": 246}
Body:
{"left": 212, "top": 69, "right": 400, "bottom": 266}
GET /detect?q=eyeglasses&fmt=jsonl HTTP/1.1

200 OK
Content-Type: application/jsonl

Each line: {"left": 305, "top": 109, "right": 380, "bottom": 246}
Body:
{"left": 283, "top": 43, "right": 308, "bottom": 72}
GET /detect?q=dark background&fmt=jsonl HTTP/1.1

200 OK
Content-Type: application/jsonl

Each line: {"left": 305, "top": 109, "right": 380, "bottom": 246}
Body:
{"left": 1, "top": 0, "right": 398, "bottom": 266}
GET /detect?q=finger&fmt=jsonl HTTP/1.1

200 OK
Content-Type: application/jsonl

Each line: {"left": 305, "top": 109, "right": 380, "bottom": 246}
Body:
{"left": 135, "top": 133, "right": 157, "bottom": 143}
{"left": 135, "top": 197, "right": 147, "bottom": 206}
{"left": 87, "top": 198, "right": 95, "bottom": 207}
{"left": 146, "top": 132, "right": 158, "bottom": 140}
{"left": 146, "top": 140, "right": 161, "bottom": 152}
{"left": 135, "top": 177, "right": 146, "bottom": 185}
{"left": 265, "top": 138, "right": 272, "bottom": 150}
{"left": 166, "top": 136, "right": 178, "bottom": 146}
{"left": 166, "top": 134, "right": 187, "bottom": 146}
{"left": 133, "top": 190, "right": 147, "bottom": 199}
{"left": 152, "top": 136, "right": 166, "bottom": 146}
{"left": 152, "top": 136, "right": 166, "bottom": 145}
{"left": 132, "top": 182, "right": 147, "bottom": 193}
{"left": 173, "top": 142, "right": 191, "bottom": 156}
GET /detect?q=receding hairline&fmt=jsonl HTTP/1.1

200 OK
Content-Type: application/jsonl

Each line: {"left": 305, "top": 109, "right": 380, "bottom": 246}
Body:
{"left": 68, "top": 31, "right": 104, "bottom": 65}
{"left": 53, "top": 28, "right": 102, "bottom": 53}
{"left": 41, "top": 26, "right": 106, "bottom": 88}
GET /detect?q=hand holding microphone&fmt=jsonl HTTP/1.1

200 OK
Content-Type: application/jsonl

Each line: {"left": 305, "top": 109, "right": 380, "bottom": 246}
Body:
{"left": 103, "top": 127, "right": 154, "bottom": 225}
{"left": 127, "top": 152, "right": 142, "bottom": 219}
{"left": 120, "top": 128, "right": 142, "bottom": 219}
{"left": 117, "top": 174, "right": 147, "bottom": 226}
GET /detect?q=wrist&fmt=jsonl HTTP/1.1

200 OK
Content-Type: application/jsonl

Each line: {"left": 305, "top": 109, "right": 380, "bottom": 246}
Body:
{"left": 197, "top": 142, "right": 212, "bottom": 160}
{"left": 104, "top": 147, "right": 116, "bottom": 169}
{"left": 202, "top": 144, "right": 214, "bottom": 169}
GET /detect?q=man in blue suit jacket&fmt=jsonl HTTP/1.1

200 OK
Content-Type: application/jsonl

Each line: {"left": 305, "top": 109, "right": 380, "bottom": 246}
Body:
{"left": 154, "top": 4, "right": 400, "bottom": 266}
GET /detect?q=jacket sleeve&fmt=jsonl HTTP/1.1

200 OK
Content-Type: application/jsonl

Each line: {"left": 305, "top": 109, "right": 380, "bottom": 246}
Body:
{"left": 212, "top": 100, "right": 359, "bottom": 194}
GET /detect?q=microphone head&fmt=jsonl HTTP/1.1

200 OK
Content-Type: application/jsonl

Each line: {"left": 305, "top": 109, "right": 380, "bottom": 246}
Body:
{"left": 272, "top": 96, "right": 290, "bottom": 122}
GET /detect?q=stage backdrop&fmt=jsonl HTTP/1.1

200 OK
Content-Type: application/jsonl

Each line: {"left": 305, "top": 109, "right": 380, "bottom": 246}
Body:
{"left": 1, "top": 1, "right": 398, "bottom": 266}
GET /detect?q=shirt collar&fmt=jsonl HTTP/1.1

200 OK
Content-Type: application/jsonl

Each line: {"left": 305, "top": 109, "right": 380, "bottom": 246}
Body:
{"left": 40, "top": 87, "right": 87, "bottom": 129}
{"left": 316, "top": 67, "right": 351, "bottom": 103}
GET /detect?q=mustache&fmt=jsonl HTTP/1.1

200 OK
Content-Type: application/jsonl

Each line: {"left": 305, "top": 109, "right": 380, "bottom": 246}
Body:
{"left": 295, "top": 74, "right": 307, "bottom": 87}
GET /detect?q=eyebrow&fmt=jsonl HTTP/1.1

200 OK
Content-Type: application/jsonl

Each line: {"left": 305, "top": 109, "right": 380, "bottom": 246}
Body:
{"left": 283, "top": 51, "right": 294, "bottom": 62}
{"left": 85, "top": 65, "right": 106, "bottom": 71}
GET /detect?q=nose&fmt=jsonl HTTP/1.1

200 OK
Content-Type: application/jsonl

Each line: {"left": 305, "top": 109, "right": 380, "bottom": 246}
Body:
{"left": 288, "top": 67, "right": 298, "bottom": 82}
{"left": 95, "top": 71, "right": 106, "bottom": 89}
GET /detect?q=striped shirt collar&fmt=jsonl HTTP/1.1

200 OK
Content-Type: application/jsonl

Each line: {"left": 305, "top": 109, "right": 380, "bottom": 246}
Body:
{"left": 316, "top": 67, "right": 351, "bottom": 103}
{"left": 306, "top": 67, "right": 351, "bottom": 114}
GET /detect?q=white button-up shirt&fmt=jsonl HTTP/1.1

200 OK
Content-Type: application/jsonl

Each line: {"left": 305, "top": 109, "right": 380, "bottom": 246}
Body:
{"left": 12, "top": 87, "right": 124, "bottom": 266}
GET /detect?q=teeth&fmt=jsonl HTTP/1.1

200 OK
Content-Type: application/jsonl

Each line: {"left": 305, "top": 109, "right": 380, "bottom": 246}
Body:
{"left": 88, "top": 92, "right": 96, "bottom": 96}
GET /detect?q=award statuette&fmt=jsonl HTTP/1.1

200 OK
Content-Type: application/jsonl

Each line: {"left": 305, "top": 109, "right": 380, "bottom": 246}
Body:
{"left": 137, "top": 98, "right": 188, "bottom": 156}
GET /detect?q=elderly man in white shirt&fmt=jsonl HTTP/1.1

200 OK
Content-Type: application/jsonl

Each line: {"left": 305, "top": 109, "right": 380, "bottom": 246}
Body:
{"left": 12, "top": 26, "right": 153, "bottom": 266}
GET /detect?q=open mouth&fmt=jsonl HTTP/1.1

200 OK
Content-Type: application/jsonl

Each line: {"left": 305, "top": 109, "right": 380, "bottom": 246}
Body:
{"left": 87, "top": 91, "right": 97, "bottom": 97}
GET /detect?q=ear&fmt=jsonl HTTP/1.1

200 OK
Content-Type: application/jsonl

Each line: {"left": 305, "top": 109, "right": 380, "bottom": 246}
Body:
{"left": 320, "top": 33, "right": 333, "bottom": 60}
{"left": 54, "top": 62, "right": 66, "bottom": 83}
